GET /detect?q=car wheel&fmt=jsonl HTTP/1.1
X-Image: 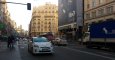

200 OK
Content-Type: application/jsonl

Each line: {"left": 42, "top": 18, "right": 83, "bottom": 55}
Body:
{"left": 31, "top": 48, "right": 37, "bottom": 55}
{"left": 31, "top": 47, "right": 34, "bottom": 53}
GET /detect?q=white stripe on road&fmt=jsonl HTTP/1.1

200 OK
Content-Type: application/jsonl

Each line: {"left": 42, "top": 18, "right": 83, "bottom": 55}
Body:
{"left": 62, "top": 47, "right": 115, "bottom": 60}
{"left": 98, "top": 52, "right": 115, "bottom": 56}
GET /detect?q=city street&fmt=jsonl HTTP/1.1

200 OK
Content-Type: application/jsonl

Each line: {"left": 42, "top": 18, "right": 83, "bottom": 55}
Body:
{"left": 0, "top": 40, "right": 115, "bottom": 60}
{"left": 17, "top": 40, "right": 115, "bottom": 60}
{"left": 0, "top": 0, "right": 115, "bottom": 60}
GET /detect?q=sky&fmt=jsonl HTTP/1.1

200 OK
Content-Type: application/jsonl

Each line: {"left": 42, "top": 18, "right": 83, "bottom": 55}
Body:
{"left": 6, "top": 0, "right": 58, "bottom": 31}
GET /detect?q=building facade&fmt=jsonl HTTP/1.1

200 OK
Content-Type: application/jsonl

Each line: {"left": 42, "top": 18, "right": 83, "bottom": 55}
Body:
{"left": 58, "top": 0, "right": 84, "bottom": 40}
{"left": 29, "top": 3, "right": 58, "bottom": 37}
{"left": 0, "top": 0, "right": 17, "bottom": 36}
{"left": 16, "top": 25, "right": 24, "bottom": 37}
{"left": 84, "top": 0, "right": 115, "bottom": 32}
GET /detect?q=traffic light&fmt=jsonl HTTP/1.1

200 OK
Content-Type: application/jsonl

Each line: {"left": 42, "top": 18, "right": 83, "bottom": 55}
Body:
{"left": 27, "top": 3, "right": 31, "bottom": 10}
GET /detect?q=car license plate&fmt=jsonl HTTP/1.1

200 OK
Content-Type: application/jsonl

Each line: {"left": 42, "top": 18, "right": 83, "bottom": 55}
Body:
{"left": 42, "top": 48, "right": 49, "bottom": 51}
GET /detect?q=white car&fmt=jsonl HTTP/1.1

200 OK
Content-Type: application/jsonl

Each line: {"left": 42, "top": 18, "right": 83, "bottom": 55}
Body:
{"left": 28, "top": 37, "right": 54, "bottom": 54}
{"left": 52, "top": 38, "right": 68, "bottom": 46}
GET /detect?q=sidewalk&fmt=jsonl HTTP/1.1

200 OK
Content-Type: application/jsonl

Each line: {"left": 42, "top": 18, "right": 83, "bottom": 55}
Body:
{"left": 0, "top": 42, "right": 21, "bottom": 60}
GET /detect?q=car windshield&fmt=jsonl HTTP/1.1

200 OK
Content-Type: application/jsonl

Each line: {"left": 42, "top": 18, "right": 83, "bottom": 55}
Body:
{"left": 33, "top": 38, "right": 48, "bottom": 42}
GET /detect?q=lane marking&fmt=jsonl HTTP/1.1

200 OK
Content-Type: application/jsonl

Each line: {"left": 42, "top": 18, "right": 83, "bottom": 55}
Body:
{"left": 16, "top": 45, "right": 22, "bottom": 60}
{"left": 98, "top": 52, "right": 115, "bottom": 56}
{"left": 62, "top": 47, "right": 115, "bottom": 60}
{"left": 69, "top": 46, "right": 114, "bottom": 56}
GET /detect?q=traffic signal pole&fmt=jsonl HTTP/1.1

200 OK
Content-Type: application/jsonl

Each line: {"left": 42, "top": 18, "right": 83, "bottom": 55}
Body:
{"left": 0, "top": 1, "right": 31, "bottom": 10}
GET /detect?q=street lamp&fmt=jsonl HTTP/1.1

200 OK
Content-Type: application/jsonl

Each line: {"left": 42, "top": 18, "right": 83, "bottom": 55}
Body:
{"left": 72, "top": 11, "right": 76, "bottom": 41}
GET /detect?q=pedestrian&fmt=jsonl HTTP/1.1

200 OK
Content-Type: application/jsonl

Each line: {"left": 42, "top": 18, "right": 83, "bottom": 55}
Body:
{"left": 7, "top": 35, "right": 14, "bottom": 48}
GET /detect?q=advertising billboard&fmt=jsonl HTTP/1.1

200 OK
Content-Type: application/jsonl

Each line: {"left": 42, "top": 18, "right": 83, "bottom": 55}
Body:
{"left": 90, "top": 20, "right": 115, "bottom": 38}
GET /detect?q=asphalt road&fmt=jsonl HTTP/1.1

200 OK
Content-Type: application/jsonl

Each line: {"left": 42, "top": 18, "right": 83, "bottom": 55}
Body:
{"left": 18, "top": 40, "right": 115, "bottom": 60}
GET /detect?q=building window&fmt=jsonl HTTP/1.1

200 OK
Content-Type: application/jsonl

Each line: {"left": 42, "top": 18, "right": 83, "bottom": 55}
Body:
{"left": 41, "top": 29, "right": 43, "bottom": 31}
{"left": 33, "top": 22, "right": 36, "bottom": 25}
{"left": 38, "top": 22, "right": 40, "bottom": 24}
{"left": 52, "top": 11, "right": 54, "bottom": 13}
{"left": 49, "top": 25, "right": 50, "bottom": 28}
{"left": 38, "top": 26, "right": 40, "bottom": 28}
{"left": 87, "top": 4, "right": 90, "bottom": 9}
{"left": 86, "top": 0, "right": 90, "bottom": 9}
{"left": 44, "top": 22, "right": 47, "bottom": 24}
{"left": 41, "top": 11, "right": 44, "bottom": 13}
{"left": 98, "top": 8, "right": 104, "bottom": 16}
{"left": 91, "top": 11, "right": 96, "bottom": 18}
{"left": 52, "top": 19, "right": 54, "bottom": 20}
{"left": 41, "top": 25, "right": 43, "bottom": 27}
{"left": 49, "top": 22, "right": 50, "bottom": 24}
{"left": 52, "top": 7, "right": 54, "bottom": 9}
{"left": 38, "top": 19, "right": 40, "bottom": 20}
{"left": 99, "top": 0, "right": 104, "bottom": 4}
{"left": 38, "top": 29, "right": 40, "bottom": 31}
{"left": 44, "top": 26, "right": 47, "bottom": 28}
{"left": 92, "top": 0, "right": 96, "bottom": 8}
{"left": 85, "top": 13, "right": 90, "bottom": 19}
{"left": 106, "top": 6, "right": 113, "bottom": 14}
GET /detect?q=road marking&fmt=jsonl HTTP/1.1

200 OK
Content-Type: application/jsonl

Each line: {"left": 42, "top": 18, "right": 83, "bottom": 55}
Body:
{"left": 98, "top": 52, "right": 115, "bottom": 56}
{"left": 62, "top": 47, "right": 115, "bottom": 60}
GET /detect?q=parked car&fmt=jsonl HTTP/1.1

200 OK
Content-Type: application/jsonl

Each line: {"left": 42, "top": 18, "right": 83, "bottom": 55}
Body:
{"left": 52, "top": 37, "right": 68, "bottom": 46}
{"left": 23, "top": 38, "right": 28, "bottom": 41}
{"left": 52, "top": 38, "right": 61, "bottom": 45}
{"left": 28, "top": 37, "right": 54, "bottom": 54}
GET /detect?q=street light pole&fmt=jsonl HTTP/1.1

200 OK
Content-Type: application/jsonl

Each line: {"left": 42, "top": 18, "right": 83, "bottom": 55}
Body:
{"left": 0, "top": 1, "right": 31, "bottom": 10}
{"left": 0, "top": 2, "right": 26, "bottom": 5}
{"left": 72, "top": 11, "right": 75, "bottom": 41}
{"left": 80, "top": 0, "right": 84, "bottom": 45}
